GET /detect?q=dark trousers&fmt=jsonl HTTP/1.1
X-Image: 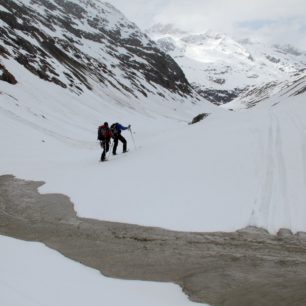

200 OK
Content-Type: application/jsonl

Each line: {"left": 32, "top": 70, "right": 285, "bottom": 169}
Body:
{"left": 100, "top": 140, "right": 110, "bottom": 161}
{"left": 113, "top": 134, "right": 127, "bottom": 154}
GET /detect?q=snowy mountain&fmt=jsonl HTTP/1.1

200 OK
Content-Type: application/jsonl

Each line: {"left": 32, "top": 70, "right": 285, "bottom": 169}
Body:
{"left": 0, "top": 0, "right": 196, "bottom": 99}
{"left": 148, "top": 23, "right": 306, "bottom": 104}
{"left": 2, "top": 2, "right": 306, "bottom": 306}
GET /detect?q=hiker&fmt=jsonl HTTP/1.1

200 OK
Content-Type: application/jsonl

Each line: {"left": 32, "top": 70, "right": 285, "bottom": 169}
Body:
{"left": 111, "top": 122, "right": 131, "bottom": 155}
{"left": 97, "top": 122, "right": 112, "bottom": 162}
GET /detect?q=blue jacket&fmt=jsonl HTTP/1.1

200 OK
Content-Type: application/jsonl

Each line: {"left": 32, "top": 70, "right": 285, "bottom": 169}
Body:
{"left": 111, "top": 123, "right": 129, "bottom": 135}
{"left": 116, "top": 123, "right": 129, "bottom": 131}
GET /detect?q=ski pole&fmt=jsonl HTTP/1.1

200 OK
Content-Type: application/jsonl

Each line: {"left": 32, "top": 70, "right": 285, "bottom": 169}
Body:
{"left": 107, "top": 141, "right": 113, "bottom": 159}
{"left": 129, "top": 127, "right": 137, "bottom": 150}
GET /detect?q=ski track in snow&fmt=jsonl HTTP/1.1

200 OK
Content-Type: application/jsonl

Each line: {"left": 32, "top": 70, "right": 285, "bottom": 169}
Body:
{"left": 254, "top": 112, "right": 287, "bottom": 231}
{"left": 252, "top": 105, "right": 306, "bottom": 233}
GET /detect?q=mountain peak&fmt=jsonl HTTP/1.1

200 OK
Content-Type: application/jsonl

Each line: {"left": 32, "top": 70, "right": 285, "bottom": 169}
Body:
{"left": 147, "top": 23, "right": 306, "bottom": 104}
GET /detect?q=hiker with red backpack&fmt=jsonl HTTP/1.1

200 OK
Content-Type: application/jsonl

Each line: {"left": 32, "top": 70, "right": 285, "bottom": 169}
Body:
{"left": 97, "top": 122, "right": 112, "bottom": 162}
{"left": 110, "top": 122, "right": 131, "bottom": 155}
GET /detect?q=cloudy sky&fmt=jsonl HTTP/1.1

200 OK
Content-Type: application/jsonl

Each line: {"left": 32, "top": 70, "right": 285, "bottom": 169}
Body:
{"left": 106, "top": 0, "right": 306, "bottom": 49}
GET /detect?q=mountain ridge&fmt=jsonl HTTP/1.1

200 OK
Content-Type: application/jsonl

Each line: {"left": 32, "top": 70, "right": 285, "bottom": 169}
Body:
{"left": 0, "top": 0, "right": 195, "bottom": 99}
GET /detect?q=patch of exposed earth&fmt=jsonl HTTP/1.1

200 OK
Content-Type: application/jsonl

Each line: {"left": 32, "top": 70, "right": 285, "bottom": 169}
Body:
{"left": 1, "top": 175, "right": 306, "bottom": 306}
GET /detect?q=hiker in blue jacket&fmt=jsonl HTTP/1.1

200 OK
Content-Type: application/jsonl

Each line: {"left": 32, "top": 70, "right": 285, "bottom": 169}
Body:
{"left": 111, "top": 122, "right": 130, "bottom": 155}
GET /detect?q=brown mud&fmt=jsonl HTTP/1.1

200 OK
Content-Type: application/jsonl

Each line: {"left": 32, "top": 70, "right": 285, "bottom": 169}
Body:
{"left": 1, "top": 175, "right": 306, "bottom": 306}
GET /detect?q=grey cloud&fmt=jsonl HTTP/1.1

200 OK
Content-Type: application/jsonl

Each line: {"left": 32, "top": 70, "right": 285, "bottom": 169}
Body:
{"left": 105, "top": 0, "right": 306, "bottom": 49}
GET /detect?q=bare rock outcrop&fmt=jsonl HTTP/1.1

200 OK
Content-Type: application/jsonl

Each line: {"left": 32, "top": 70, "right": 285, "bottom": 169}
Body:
{"left": 0, "top": 64, "right": 17, "bottom": 84}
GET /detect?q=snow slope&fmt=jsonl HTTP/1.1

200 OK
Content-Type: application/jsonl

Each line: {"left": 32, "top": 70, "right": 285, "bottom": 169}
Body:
{"left": 1, "top": 52, "right": 306, "bottom": 234}
{"left": 0, "top": 53, "right": 214, "bottom": 306}
{"left": 225, "top": 74, "right": 306, "bottom": 109}
{"left": 0, "top": 235, "right": 201, "bottom": 306}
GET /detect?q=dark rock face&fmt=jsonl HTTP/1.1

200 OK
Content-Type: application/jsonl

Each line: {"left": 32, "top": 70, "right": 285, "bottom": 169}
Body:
{"left": 0, "top": 0, "right": 192, "bottom": 97}
{"left": 1, "top": 175, "right": 306, "bottom": 306}
{"left": 0, "top": 64, "right": 17, "bottom": 84}
{"left": 193, "top": 84, "right": 244, "bottom": 105}
{"left": 266, "top": 54, "right": 281, "bottom": 64}
{"left": 189, "top": 113, "right": 210, "bottom": 124}
{"left": 232, "top": 74, "right": 306, "bottom": 109}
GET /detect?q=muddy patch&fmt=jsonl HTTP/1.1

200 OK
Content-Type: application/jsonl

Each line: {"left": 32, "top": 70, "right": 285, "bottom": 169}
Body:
{"left": 1, "top": 175, "right": 306, "bottom": 306}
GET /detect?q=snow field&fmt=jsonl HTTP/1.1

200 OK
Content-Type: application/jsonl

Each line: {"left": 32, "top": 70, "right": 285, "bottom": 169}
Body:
{"left": 1, "top": 57, "right": 306, "bottom": 234}
{"left": 0, "top": 235, "right": 203, "bottom": 306}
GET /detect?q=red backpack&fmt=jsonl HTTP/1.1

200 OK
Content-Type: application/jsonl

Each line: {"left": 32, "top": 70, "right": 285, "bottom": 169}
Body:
{"left": 97, "top": 125, "right": 111, "bottom": 140}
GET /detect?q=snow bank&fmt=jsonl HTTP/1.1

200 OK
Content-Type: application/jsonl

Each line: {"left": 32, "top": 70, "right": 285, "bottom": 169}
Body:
{"left": 0, "top": 235, "right": 202, "bottom": 306}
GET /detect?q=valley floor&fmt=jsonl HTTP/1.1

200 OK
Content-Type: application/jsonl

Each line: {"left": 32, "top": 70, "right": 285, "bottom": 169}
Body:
{"left": 1, "top": 59, "right": 306, "bottom": 305}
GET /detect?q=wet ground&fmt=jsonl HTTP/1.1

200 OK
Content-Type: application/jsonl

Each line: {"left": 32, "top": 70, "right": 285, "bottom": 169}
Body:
{"left": 1, "top": 175, "right": 306, "bottom": 306}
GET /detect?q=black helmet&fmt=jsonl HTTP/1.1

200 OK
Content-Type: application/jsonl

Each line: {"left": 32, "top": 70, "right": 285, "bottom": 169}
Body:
{"left": 104, "top": 122, "right": 108, "bottom": 127}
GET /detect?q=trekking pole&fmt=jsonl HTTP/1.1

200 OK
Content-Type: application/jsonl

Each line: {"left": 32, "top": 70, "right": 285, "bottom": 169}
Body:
{"left": 107, "top": 141, "right": 114, "bottom": 159}
{"left": 129, "top": 127, "right": 137, "bottom": 150}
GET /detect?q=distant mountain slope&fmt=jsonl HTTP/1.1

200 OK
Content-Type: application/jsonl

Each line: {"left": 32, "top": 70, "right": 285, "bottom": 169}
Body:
{"left": 148, "top": 23, "right": 306, "bottom": 104}
{"left": 225, "top": 73, "right": 306, "bottom": 109}
{"left": 0, "top": 0, "right": 194, "bottom": 98}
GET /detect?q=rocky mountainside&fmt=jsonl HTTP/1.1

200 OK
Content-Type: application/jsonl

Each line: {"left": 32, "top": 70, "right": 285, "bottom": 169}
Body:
{"left": 148, "top": 23, "right": 306, "bottom": 105}
{"left": 225, "top": 72, "right": 306, "bottom": 109}
{"left": 0, "top": 0, "right": 194, "bottom": 99}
